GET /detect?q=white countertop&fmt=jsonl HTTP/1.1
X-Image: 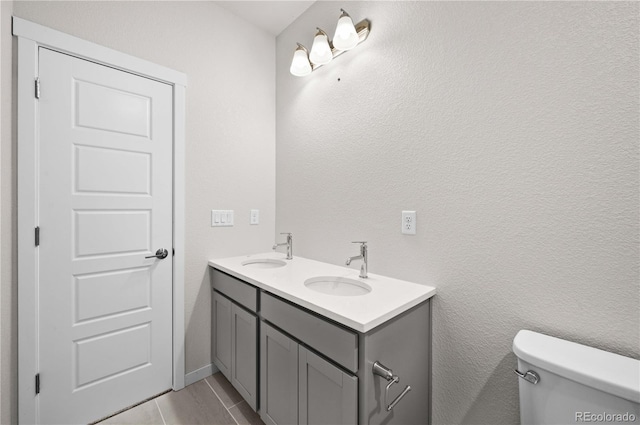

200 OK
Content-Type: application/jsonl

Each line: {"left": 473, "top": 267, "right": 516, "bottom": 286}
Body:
{"left": 208, "top": 252, "right": 436, "bottom": 333}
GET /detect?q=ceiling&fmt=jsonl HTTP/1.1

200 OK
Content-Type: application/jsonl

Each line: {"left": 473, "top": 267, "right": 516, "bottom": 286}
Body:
{"left": 214, "top": 1, "right": 316, "bottom": 36}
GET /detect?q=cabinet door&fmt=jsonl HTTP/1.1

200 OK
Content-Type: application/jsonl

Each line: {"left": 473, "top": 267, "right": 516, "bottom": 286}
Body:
{"left": 212, "top": 291, "right": 232, "bottom": 379}
{"left": 299, "top": 347, "right": 357, "bottom": 425}
{"left": 231, "top": 303, "right": 258, "bottom": 411}
{"left": 260, "top": 322, "right": 298, "bottom": 425}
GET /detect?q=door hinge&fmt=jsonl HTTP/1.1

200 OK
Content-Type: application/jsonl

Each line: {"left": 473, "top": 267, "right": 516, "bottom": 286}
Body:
{"left": 173, "top": 248, "right": 175, "bottom": 257}
{"left": 35, "top": 373, "right": 40, "bottom": 394}
{"left": 35, "top": 77, "right": 40, "bottom": 99}
{"left": 35, "top": 226, "right": 40, "bottom": 247}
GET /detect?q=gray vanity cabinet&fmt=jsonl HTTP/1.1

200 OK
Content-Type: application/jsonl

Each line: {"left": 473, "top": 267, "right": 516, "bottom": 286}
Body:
{"left": 260, "top": 322, "right": 358, "bottom": 425}
{"left": 299, "top": 346, "right": 357, "bottom": 425}
{"left": 230, "top": 303, "right": 257, "bottom": 409}
{"left": 212, "top": 291, "right": 232, "bottom": 377}
{"left": 211, "top": 270, "right": 259, "bottom": 411}
{"left": 260, "top": 322, "right": 299, "bottom": 425}
{"left": 211, "top": 266, "right": 432, "bottom": 425}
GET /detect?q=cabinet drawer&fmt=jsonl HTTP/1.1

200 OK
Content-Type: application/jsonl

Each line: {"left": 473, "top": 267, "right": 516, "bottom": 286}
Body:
{"left": 211, "top": 268, "right": 258, "bottom": 312}
{"left": 261, "top": 292, "right": 358, "bottom": 373}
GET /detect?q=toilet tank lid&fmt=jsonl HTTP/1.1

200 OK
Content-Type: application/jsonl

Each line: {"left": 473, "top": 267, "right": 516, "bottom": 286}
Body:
{"left": 513, "top": 330, "right": 640, "bottom": 404}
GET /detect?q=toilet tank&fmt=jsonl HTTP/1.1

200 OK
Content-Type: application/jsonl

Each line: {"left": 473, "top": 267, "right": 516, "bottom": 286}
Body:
{"left": 513, "top": 330, "right": 640, "bottom": 425}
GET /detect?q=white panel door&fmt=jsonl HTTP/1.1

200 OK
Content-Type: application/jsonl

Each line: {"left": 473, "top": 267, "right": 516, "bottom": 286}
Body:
{"left": 38, "top": 47, "right": 173, "bottom": 424}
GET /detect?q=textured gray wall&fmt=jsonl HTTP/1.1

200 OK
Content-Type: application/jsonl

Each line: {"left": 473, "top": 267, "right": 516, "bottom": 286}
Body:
{"left": 1, "top": 2, "right": 276, "bottom": 423}
{"left": 276, "top": 2, "right": 639, "bottom": 424}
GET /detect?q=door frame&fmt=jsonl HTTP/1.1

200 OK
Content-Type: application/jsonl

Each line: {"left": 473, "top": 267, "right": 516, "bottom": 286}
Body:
{"left": 13, "top": 17, "right": 187, "bottom": 424}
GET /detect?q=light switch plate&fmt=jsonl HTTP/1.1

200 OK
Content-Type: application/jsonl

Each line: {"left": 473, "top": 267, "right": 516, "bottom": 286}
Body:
{"left": 402, "top": 211, "right": 416, "bottom": 235}
{"left": 212, "top": 210, "right": 234, "bottom": 227}
{"left": 250, "top": 209, "right": 259, "bottom": 225}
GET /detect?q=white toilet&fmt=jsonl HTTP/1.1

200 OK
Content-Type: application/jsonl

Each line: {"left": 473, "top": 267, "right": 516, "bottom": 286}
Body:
{"left": 513, "top": 330, "right": 640, "bottom": 425}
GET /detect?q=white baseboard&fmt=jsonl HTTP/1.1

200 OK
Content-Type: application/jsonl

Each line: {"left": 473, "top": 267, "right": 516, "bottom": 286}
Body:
{"left": 184, "top": 363, "right": 219, "bottom": 387}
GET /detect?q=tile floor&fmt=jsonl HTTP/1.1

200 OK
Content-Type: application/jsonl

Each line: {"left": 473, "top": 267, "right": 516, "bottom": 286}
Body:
{"left": 99, "top": 373, "right": 265, "bottom": 425}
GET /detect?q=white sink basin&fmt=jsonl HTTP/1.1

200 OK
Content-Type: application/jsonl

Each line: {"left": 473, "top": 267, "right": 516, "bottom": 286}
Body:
{"left": 304, "top": 276, "right": 372, "bottom": 296}
{"left": 241, "top": 259, "right": 287, "bottom": 269}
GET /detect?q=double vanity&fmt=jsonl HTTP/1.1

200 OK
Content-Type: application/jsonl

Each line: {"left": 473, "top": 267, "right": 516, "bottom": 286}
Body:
{"left": 208, "top": 252, "right": 436, "bottom": 425}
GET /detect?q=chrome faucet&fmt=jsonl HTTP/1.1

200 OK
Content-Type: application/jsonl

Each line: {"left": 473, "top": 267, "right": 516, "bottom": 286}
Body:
{"left": 345, "top": 241, "right": 368, "bottom": 278}
{"left": 273, "top": 232, "right": 293, "bottom": 260}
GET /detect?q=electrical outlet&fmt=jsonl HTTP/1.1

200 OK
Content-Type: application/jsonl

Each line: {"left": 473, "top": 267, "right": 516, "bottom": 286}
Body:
{"left": 402, "top": 211, "right": 416, "bottom": 235}
{"left": 250, "top": 209, "right": 260, "bottom": 225}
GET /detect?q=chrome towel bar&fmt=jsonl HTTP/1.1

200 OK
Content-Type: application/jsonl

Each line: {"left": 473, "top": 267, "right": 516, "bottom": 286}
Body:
{"left": 372, "top": 361, "right": 412, "bottom": 411}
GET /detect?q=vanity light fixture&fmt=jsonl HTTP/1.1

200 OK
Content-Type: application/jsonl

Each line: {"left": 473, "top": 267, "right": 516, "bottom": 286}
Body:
{"left": 332, "top": 9, "right": 359, "bottom": 51}
{"left": 289, "top": 43, "right": 312, "bottom": 77}
{"left": 289, "top": 9, "right": 370, "bottom": 77}
{"left": 309, "top": 28, "right": 333, "bottom": 65}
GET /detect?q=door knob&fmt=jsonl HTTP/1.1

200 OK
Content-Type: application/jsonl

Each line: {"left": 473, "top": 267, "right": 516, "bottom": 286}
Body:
{"left": 145, "top": 248, "right": 169, "bottom": 259}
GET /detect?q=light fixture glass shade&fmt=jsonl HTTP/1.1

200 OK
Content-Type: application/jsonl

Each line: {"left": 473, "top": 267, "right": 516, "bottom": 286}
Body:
{"left": 309, "top": 29, "right": 333, "bottom": 65}
{"left": 332, "top": 10, "right": 359, "bottom": 51}
{"left": 290, "top": 44, "right": 312, "bottom": 77}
